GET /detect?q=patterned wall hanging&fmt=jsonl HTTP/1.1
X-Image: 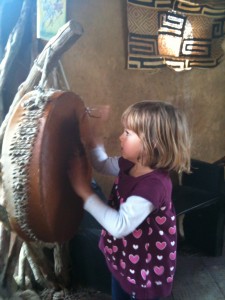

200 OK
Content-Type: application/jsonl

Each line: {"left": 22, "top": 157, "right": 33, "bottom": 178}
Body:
{"left": 127, "top": 0, "right": 225, "bottom": 71}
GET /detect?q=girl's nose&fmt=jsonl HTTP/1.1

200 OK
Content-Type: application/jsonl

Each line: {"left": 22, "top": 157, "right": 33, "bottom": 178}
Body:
{"left": 119, "top": 134, "right": 123, "bottom": 141}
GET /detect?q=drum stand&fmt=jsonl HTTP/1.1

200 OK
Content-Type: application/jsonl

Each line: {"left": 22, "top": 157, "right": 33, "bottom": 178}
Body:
{"left": 0, "top": 20, "right": 85, "bottom": 299}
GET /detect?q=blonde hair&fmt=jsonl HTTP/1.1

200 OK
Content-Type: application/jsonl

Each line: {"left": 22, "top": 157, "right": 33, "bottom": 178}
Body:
{"left": 121, "top": 100, "right": 191, "bottom": 173}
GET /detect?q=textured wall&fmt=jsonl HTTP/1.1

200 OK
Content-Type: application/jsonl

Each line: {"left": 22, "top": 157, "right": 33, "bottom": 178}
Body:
{"left": 63, "top": 0, "right": 225, "bottom": 196}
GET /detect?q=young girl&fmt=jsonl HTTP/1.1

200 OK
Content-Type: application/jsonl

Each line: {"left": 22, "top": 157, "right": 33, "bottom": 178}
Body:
{"left": 69, "top": 100, "right": 191, "bottom": 300}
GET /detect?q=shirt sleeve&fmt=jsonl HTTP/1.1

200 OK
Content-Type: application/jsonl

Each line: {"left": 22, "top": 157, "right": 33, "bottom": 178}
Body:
{"left": 90, "top": 145, "right": 120, "bottom": 176}
{"left": 84, "top": 193, "right": 155, "bottom": 238}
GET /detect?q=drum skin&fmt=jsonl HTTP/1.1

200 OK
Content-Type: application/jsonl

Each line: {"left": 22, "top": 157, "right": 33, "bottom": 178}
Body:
{"left": 2, "top": 89, "right": 87, "bottom": 243}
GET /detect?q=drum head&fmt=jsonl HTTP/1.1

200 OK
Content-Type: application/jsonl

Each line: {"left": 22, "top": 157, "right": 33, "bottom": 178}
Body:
{"left": 2, "top": 89, "right": 87, "bottom": 243}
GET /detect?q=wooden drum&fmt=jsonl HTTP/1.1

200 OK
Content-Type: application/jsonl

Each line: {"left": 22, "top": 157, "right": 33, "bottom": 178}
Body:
{"left": 2, "top": 89, "right": 87, "bottom": 243}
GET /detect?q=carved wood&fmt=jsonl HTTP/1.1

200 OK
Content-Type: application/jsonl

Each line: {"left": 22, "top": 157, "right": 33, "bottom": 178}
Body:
{"left": 0, "top": 19, "right": 83, "bottom": 152}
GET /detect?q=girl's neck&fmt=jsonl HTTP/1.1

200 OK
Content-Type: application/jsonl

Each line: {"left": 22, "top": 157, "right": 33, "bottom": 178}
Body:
{"left": 129, "top": 162, "right": 153, "bottom": 177}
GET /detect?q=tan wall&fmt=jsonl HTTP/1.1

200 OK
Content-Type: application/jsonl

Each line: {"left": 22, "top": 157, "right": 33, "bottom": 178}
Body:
{"left": 63, "top": 0, "right": 225, "bottom": 196}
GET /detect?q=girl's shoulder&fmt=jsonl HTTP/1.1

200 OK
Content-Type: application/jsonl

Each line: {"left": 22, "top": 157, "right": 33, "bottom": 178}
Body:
{"left": 144, "top": 169, "right": 172, "bottom": 192}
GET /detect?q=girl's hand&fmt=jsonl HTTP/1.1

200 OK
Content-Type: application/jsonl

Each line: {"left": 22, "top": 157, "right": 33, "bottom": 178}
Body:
{"left": 82, "top": 105, "right": 110, "bottom": 149}
{"left": 68, "top": 145, "right": 93, "bottom": 201}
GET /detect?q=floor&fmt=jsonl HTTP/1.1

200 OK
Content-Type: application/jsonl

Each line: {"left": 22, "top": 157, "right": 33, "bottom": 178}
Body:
{"left": 165, "top": 254, "right": 225, "bottom": 300}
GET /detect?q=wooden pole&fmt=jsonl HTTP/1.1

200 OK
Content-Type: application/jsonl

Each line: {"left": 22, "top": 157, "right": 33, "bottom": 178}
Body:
{"left": 0, "top": 0, "right": 32, "bottom": 124}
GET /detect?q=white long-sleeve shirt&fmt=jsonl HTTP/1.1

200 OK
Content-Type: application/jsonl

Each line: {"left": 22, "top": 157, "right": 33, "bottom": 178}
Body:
{"left": 84, "top": 145, "right": 155, "bottom": 238}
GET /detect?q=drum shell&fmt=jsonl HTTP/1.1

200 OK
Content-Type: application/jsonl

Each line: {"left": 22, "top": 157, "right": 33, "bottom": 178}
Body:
{"left": 2, "top": 90, "right": 87, "bottom": 243}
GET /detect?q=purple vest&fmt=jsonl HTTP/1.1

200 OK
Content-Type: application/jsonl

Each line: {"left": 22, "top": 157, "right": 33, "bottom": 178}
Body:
{"left": 99, "top": 158, "right": 177, "bottom": 299}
